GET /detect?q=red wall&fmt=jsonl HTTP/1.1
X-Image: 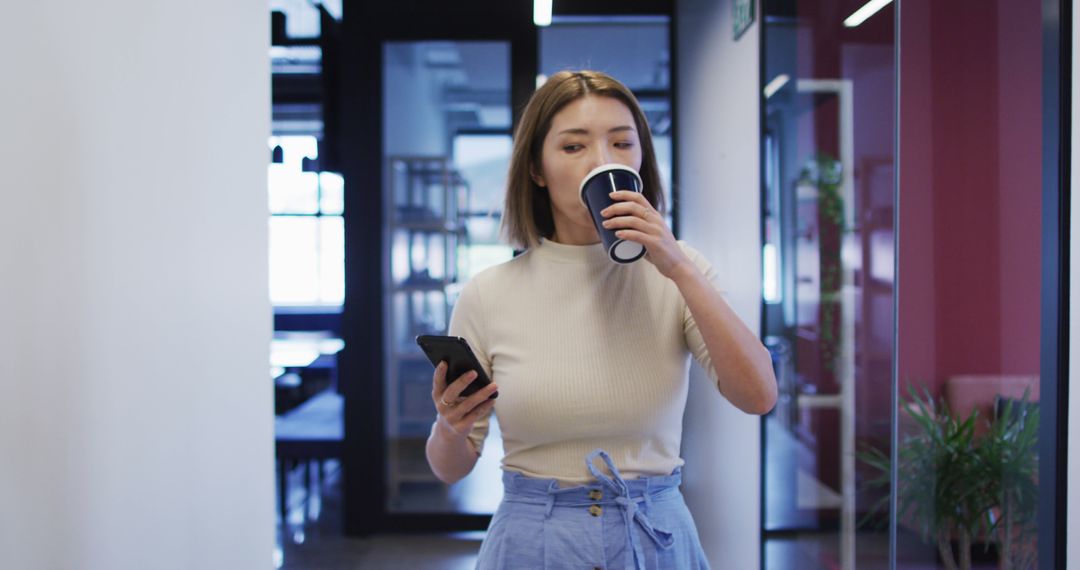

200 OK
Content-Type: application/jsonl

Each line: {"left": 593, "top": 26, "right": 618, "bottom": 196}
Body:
{"left": 898, "top": 0, "right": 1042, "bottom": 394}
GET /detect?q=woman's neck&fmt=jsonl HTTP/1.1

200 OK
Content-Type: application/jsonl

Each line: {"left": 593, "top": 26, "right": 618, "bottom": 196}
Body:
{"left": 550, "top": 217, "right": 601, "bottom": 246}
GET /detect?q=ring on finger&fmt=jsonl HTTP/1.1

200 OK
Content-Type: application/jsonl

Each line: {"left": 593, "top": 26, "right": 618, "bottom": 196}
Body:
{"left": 439, "top": 397, "right": 457, "bottom": 407}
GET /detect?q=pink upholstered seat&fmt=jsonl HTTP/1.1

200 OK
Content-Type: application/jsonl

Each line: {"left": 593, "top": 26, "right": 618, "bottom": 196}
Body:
{"left": 943, "top": 374, "right": 1039, "bottom": 435}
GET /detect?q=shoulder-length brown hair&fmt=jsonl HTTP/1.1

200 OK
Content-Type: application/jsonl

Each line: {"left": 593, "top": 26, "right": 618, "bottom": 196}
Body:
{"left": 500, "top": 70, "right": 667, "bottom": 250}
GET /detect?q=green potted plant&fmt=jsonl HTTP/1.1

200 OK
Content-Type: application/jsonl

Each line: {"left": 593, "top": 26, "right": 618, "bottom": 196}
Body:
{"left": 977, "top": 395, "right": 1039, "bottom": 569}
{"left": 858, "top": 386, "right": 1038, "bottom": 570}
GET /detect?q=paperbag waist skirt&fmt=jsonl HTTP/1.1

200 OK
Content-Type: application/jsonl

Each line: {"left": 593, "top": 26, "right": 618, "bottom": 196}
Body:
{"left": 475, "top": 449, "right": 710, "bottom": 570}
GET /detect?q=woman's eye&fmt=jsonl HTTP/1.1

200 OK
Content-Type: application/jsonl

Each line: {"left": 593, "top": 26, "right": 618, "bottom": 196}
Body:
{"left": 563, "top": 144, "right": 584, "bottom": 153}
{"left": 614, "top": 142, "right": 635, "bottom": 149}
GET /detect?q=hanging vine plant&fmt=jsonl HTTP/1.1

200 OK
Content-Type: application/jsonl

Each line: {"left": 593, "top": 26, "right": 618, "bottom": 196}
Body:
{"left": 798, "top": 153, "right": 846, "bottom": 376}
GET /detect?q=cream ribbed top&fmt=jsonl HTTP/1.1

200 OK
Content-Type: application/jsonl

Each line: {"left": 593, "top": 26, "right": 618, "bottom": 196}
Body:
{"left": 447, "top": 238, "right": 722, "bottom": 486}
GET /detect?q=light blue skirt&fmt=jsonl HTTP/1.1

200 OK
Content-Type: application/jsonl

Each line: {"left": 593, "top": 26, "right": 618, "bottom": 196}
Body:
{"left": 476, "top": 449, "right": 710, "bottom": 570}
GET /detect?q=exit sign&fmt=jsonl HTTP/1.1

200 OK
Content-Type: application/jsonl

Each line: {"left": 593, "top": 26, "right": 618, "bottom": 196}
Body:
{"left": 734, "top": 0, "right": 755, "bottom": 40}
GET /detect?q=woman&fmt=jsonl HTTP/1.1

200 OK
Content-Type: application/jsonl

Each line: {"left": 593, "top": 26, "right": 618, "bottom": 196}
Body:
{"left": 425, "top": 70, "right": 777, "bottom": 569}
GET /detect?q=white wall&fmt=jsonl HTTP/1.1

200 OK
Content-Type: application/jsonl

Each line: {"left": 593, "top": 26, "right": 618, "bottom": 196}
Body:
{"left": 676, "top": 0, "right": 763, "bottom": 567}
{"left": 0, "top": 3, "right": 273, "bottom": 569}
{"left": 1068, "top": 0, "right": 1078, "bottom": 566}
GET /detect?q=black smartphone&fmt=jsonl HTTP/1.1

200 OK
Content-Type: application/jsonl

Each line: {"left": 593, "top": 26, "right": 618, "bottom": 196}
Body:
{"left": 415, "top": 335, "right": 497, "bottom": 400}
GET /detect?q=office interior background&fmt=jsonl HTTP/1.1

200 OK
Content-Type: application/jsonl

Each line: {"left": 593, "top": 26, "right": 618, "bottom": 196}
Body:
{"left": 0, "top": 0, "right": 1076, "bottom": 569}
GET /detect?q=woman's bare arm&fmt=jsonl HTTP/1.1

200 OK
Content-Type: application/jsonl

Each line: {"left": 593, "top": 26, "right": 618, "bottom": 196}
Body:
{"left": 425, "top": 362, "right": 498, "bottom": 484}
{"left": 671, "top": 263, "right": 778, "bottom": 415}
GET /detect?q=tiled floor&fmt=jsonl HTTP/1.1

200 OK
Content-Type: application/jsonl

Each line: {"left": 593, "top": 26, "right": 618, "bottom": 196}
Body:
{"left": 281, "top": 531, "right": 480, "bottom": 570}
{"left": 277, "top": 461, "right": 482, "bottom": 569}
{"left": 274, "top": 459, "right": 999, "bottom": 569}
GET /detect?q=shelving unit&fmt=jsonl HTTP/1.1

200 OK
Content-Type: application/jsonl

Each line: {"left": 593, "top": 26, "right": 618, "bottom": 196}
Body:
{"left": 384, "top": 156, "right": 471, "bottom": 507}
{"left": 792, "top": 79, "right": 857, "bottom": 570}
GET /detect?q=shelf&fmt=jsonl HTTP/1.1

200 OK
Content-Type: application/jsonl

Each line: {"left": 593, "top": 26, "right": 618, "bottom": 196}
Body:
{"left": 392, "top": 282, "right": 451, "bottom": 293}
{"left": 394, "top": 221, "right": 468, "bottom": 233}
{"left": 386, "top": 155, "right": 471, "bottom": 502}
{"left": 460, "top": 210, "right": 501, "bottom": 218}
{"left": 392, "top": 437, "right": 440, "bottom": 481}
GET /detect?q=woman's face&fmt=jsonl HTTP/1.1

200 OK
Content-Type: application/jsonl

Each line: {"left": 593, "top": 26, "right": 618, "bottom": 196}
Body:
{"left": 534, "top": 95, "right": 643, "bottom": 237}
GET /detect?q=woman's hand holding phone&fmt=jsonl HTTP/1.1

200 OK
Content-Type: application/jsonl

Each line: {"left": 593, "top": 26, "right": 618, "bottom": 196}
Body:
{"left": 431, "top": 360, "right": 499, "bottom": 439}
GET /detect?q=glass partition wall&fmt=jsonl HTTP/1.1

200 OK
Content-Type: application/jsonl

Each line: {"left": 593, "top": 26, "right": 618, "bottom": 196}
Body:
{"left": 761, "top": 0, "right": 1065, "bottom": 568}
{"left": 895, "top": 1, "right": 1047, "bottom": 568}
{"left": 382, "top": 41, "right": 513, "bottom": 515}
{"left": 761, "top": 1, "right": 896, "bottom": 567}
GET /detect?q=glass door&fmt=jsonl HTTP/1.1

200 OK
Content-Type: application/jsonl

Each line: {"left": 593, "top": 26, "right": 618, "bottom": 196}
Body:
{"left": 760, "top": 1, "right": 896, "bottom": 567}
{"left": 760, "top": 0, "right": 1068, "bottom": 567}
{"left": 538, "top": 16, "right": 673, "bottom": 229}
{"left": 894, "top": 1, "right": 1057, "bottom": 567}
{"left": 382, "top": 41, "right": 514, "bottom": 515}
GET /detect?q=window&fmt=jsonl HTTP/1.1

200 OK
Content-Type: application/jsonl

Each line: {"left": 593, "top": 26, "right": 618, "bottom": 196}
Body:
{"left": 268, "top": 135, "right": 344, "bottom": 307}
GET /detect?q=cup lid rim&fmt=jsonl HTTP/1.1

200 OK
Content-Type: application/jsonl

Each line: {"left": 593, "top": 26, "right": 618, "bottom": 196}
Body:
{"left": 577, "top": 163, "right": 643, "bottom": 199}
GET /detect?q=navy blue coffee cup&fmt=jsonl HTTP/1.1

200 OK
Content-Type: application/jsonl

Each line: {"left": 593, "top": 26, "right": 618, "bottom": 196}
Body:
{"left": 579, "top": 164, "right": 647, "bottom": 264}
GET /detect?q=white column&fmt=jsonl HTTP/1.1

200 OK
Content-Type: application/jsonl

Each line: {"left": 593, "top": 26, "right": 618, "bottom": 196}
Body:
{"left": 0, "top": 3, "right": 273, "bottom": 569}
{"left": 676, "top": 0, "right": 763, "bottom": 568}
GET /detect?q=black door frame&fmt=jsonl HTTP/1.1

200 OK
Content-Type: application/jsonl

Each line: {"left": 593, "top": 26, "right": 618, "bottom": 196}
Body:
{"left": 339, "top": 0, "right": 537, "bottom": 535}
{"left": 1037, "top": 0, "right": 1070, "bottom": 567}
